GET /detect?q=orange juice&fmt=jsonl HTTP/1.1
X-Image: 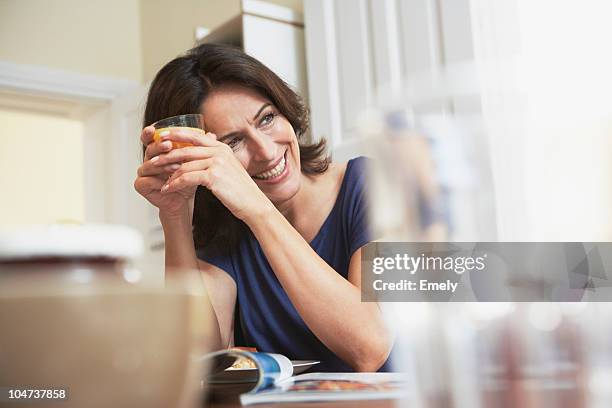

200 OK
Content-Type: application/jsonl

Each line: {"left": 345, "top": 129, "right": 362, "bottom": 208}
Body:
{"left": 153, "top": 126, "right": 205, "bottom": 149}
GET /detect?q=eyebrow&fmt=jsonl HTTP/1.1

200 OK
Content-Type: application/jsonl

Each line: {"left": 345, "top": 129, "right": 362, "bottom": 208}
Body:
{"left": 253, "top": 103, "right": 271, "bottom": 121}
{"left": 219, "top": 103, "right": 272, "bottom": 141}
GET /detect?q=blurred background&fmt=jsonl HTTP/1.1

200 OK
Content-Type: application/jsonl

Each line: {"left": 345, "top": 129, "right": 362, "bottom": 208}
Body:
{"left": 1, "top": 0, "right": 611, "bottom": 281}
{"left": 3, "top": 2, "right": 612, "bottom": 406}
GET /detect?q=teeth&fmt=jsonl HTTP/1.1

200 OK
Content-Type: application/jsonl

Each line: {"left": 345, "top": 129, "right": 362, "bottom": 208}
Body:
{"left": 253, "top": 156, "right": 286, "bottom": 180}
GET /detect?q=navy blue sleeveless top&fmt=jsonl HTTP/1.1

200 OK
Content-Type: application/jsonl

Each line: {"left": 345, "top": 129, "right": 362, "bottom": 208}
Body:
{"left": 198, "top": 156, "right": 392, "bottom": 372}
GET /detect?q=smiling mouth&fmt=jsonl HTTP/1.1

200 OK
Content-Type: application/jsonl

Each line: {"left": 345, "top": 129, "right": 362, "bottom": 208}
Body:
{"left": 252, "top": 153, "right": 287, "bottom": 180}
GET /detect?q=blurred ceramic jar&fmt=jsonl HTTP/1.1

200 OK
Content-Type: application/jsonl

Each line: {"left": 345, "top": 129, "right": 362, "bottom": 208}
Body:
{"left": 0, "top": 224, "right": 212, "bottom": 408}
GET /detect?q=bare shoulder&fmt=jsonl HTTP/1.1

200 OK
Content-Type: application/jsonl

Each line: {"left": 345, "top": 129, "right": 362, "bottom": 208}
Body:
{"left": 196, "top": 259, "right": 237, "bottom": 289}
{"left": 326, "top": 160, "right": 348, "bottom": 185}
{"left": 306, "top": 160, "right": 347, "bottom": 186}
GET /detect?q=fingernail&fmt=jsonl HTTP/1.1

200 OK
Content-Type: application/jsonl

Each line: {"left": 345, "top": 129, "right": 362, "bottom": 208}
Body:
{"left": 168, "top": 164, "right": 180, "bottom": 171}
{"left": 161, "top": 184, "right": 169, "bottom": 192}
{"left": 159, "top": 130, "right": 170, "bottom": 137}
{"left": 151, "top": 156, "right": 160, "bottom": 163}
{"left": 161, "top": 141, "right": 172, "bottom": 150}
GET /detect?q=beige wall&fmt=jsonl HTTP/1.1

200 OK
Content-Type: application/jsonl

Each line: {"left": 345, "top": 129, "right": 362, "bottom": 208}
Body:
{"left": 139, "top": 0, "right": 304, "bottom": 82}
{"left": 0, "top": 0, "right": 143, "bottom": 82}
{"left": 0, "top": 0, "right": 302, "bottom": 229}
{"left": 140, "top": 0, "right": 240, "bottom": 83}
{"left": 0, "top": 108, "right": 84, "bottom": 226}
{"left": 0, "top": 0, "right": 302, "bottom": 83}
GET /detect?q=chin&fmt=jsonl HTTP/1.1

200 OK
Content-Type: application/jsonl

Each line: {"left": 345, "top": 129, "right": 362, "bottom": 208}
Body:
{"left": 264, "top": 176, "right": 300, "bottom": 205}
{"left": 254, "top": 147, "right": 301, "bottom": 204}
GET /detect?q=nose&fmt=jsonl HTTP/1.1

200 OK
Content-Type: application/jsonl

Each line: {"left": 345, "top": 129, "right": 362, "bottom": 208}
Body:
{"left": 247, "top": 129, "right": 276, "bottom": 162}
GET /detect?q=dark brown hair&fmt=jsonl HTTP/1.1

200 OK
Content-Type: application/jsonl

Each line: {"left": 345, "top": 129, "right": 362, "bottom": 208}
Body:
{"left": 143, "top": 43, "right": 330, "bottom": 256}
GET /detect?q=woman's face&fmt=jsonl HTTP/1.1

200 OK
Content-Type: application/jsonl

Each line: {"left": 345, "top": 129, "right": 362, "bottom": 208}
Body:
{"left": 201, "top": 85, "right": 302, "bottom": 204}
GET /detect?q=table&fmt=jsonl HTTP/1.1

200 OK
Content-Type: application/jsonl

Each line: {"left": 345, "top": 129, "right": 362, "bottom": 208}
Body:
{"left": 206, "top": 379, "right": 588, "bottom": 408}
{"left": 208, "top": 399, "right": 399, "bottom": 408}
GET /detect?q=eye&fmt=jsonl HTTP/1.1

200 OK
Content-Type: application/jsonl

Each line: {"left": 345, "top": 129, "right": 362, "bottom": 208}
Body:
{"left": 225, "top": 137, "right": 243, "bottom": 151}
{"left": 259, "top": 112, "right": 275, "bottom": 127}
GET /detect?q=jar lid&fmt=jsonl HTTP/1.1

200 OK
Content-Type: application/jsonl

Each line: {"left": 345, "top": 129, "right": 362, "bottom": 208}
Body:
{"left": 0, "top": 224, "right": 144, "bottom": 261}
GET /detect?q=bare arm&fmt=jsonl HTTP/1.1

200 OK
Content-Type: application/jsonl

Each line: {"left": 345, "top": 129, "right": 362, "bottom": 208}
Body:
{"left": 135, "top": 126, "right": 236, "bottom": 351}
{"left": 153, "top": 129, "right": 392, "bottom": 370}
{"left": 160, "top": 209, "right": 236, "bottom": 350}
{"left": 244, "top": 206, "right": 393, "bottom": 372}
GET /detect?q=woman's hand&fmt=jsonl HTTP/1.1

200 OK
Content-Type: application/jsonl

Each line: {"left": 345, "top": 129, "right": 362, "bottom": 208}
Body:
{"left": 134, "top": 126, "right": 207, "bottom": 218}
{"left": 152, "top": 128, "right": 272, "bottom": 222}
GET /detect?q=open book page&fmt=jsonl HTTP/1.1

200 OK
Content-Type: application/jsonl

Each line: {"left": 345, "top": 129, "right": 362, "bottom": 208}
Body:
{"left": 240, "top": 372, "right": 410, "bottom": 405}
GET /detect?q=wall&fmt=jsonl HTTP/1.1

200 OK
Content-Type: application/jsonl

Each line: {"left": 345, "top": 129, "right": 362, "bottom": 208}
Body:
{"left": 0, "top": 0, "right": 303, "bottom": 83}
{"left": 139, "top": 0, "right": 241, "bottom": 83}
{"left": 139, "top": 0, "right": 303, "bottom": 83}
{"left": 0, "top": 108, "right": 84, "bottom": 226}
{"left": 0, "top": 0, "right": 143, "bottom": 82}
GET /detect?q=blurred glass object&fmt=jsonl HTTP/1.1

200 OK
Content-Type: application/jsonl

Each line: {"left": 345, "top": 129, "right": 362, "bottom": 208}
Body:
{"left": 384, "top": 302, "right": 612, "bottom": 408}
{"left": 360, "top": 108, "right": 447, "bottom": 242}
{"left": 361, "top": 51, "right": 611, "bottom": 406}
{"left": 0, "top": 224, "right": 212, "bottom": 408}
{"left": 360, "top": 61, "right": 494, "bottom": 242}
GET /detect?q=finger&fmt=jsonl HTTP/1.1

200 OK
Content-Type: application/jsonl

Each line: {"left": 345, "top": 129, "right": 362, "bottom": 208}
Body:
{"left": 159, "top": 128, "right": 220, "bottom": 148}
{"left": 144, "top": 139, "right": 173, "bottom": 161}
{"left": 162, "top": 171, "right": 210, "bottom": 194}
{"left": 138, "top": 160, "right": 181, "bottom": 177}
{"left": 140, "top": 125, "right": 156, "bottom": 146}
{"left": 152, "top": 145, "right": 222, "bottom": 166}
{"left": 134, "top": 176, "right": 165, "bottom": 195}
{"left": 165, "top": 158, "right": 214, "bottom": 185}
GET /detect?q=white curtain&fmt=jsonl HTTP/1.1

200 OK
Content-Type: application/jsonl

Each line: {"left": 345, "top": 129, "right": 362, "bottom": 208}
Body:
{"left": 470, "top": 0, "right": 612, "bottom": 240}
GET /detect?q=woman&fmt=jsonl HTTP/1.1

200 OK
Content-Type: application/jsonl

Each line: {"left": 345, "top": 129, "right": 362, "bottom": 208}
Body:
{"left": 134, "top": 43, "right": 393, "bottom": 372}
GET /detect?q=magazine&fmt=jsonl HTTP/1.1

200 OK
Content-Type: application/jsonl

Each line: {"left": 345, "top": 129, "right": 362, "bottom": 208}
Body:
{"left": 203, "top": 349, "right": 296, "bottom": 393}
{"left": 201, "top": 349, "right": 409, "bottom": 405}
{"left": 240, "top": 372, "right": 409, "bottom": 405}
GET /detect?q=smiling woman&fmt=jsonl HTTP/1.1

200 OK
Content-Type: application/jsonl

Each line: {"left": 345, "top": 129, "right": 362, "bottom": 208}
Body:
{"left": 134, "top": 43, "right": 393, "bottom": 372}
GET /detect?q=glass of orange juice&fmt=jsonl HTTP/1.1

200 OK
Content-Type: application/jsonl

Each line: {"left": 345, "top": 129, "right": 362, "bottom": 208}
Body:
{"left": 152, "top": 114, "right": 205, "bottom": 149}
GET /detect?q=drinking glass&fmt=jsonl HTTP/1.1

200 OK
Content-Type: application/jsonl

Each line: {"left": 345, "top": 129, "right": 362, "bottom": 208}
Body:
{"left": 152, "top": 114, "right": 205, "bottom": 149}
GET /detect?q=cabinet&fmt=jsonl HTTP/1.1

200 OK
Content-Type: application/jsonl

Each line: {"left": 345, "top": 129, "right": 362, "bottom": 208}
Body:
{"left": 199, "top": 0, "right": 308, "bottom": 107}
